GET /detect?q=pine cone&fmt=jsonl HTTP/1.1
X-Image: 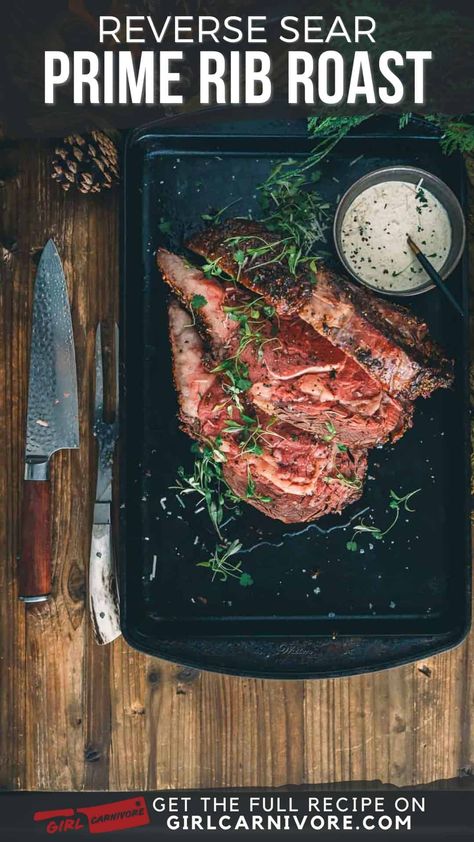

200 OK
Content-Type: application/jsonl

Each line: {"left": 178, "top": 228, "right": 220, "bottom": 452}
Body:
{"left": 51, "top": 131, "right": 119, "bottom": 194}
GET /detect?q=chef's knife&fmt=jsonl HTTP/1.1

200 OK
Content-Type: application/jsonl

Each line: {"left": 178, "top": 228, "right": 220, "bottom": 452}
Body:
{"left": 89, "top": 323, "right": 121, "bottom": 644}
{"left": 19, "top": 240, "right": 79, "bottom": 603}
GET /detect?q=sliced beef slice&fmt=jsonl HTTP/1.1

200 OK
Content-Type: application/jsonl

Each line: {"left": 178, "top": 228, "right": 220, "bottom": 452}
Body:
{"left": 159, "top": 249, "right": 412, "bottom": 448}
{"left": 187, "top": 220, "right": 454, "bottom": 400}
{"left": 168, "top": 299, "right": 367, "bottom": 523}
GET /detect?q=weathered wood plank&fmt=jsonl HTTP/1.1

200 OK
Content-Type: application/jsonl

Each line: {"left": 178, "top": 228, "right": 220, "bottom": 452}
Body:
{"left": 20, "top": 147, "right": 88, "bottom": 790}
{"left": 0, "top": 140, "right": 472, "bottom": 793}
{"left": 0, "top": 157, "right": 27, "bottom": 791}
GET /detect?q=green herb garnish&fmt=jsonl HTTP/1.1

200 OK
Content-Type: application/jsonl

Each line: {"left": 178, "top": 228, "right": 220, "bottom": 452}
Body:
{"left": 245, "top": 466, "right": 272, "bottom": 503}
{"left": 158, "top": 217, "right": 172, "bottom": 236}
{"left": 307, "top": 113, "right": 474, "bottom": 165}
{"left": 323, "top": 421, "right": 337, "bottom": 442}
{"left": 190, "top": 294, "right": 207, "bottom": 311}
{"left": 197, "top": 539, "right": 254, "bottom": 587}
{"left": 202, "top": 256, "right": 226, "bottom": 280}
{"left": 324, "top": 472, "right": 363, "bottom": 490}
{"left": 201, "top": 198, "right": 242, "bottom": 224}
{"left": 173, "top": 439, "right": 240, "bottom": 539}
{"left": 346, "top": 488, "right": 421, "bottom": 552}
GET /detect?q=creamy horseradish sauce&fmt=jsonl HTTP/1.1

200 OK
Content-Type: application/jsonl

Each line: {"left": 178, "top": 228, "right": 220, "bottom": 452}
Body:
{"left": 340, "top": 180, "right": 452, "bottom": 291}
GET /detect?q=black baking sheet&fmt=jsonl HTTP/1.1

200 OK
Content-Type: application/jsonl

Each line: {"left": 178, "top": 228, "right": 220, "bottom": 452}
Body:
{"left": 120, "top": 115, "right": 470, "bottom": 657}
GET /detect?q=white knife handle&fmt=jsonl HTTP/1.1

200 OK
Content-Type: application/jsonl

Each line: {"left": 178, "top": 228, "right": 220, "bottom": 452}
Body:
{"left": 89, "top": 522, "right": 121, "bottom": 645}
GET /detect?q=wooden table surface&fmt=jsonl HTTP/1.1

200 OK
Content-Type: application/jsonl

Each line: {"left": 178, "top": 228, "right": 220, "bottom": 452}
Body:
{"left": 1, "top": 142, "right": 473, "bottom": 792}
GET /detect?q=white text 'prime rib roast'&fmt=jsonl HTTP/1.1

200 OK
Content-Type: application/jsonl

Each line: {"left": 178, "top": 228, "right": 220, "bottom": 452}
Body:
{"left": 156, "top": 219, "right": 454, "bottom": 524}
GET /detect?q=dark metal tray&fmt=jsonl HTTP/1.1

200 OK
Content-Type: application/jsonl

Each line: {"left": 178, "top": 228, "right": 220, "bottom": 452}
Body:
{"left": 120, "top": 115, "right": 471, "bottom": 677}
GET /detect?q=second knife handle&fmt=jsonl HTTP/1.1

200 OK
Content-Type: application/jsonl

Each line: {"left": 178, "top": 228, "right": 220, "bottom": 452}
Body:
{"left": 19, "top": 479, "right": 52, "bottom": 602}
{"left": 89, "top": 522, "right": 121, "bottom": 645}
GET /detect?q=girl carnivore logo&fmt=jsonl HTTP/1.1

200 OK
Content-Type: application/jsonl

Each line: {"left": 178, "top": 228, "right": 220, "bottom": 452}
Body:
{"left": 33, "top": 798, "right": 150, "bottom": 834}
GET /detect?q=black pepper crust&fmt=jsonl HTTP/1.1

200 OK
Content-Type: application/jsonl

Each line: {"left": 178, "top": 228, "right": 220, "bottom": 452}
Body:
{"left": 317, "top": 268, "right": 454, "bottom": 397}
{"left": 187, "top": 219, "right": 314, "bottom": 314}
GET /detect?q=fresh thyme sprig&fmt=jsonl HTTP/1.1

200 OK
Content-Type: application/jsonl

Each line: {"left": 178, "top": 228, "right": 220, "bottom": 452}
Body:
{"left": 346, "top": 488, "right": 421, "bottom": 552}
{"left": 197, "top": 539, "right": 254, "bottom": 587}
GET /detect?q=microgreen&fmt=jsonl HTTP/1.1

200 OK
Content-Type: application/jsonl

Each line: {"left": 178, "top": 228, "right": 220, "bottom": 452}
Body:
{"left": 173, "top": 440, "right": 241, "bottom": 539}
{"left": 201, "top": 197, "right": 242, "bottom": 224}
{"left": 212, "top": 297, "right": 281, "bottom": 454}
{"left": 346, "top": 488, "right": 421, "bottom": 552}
{"left": 158, "top": 217, "right": 172, "bottom": 236}
{"left": 190, "top": 294, "right": 207, "bottom": 311}
{"left": 307, "top": 116, "right": 371, "bottom": 166}
{"left": 214, "top": 297, "right": 277, "bottom": 401}
{"left": 222, "top": 167, "right": 329, "bottom": 277}
{"left": 224, "top": 414, "right": 280, "bottom": 457}
{"left": 197, "top": 539, "right": 254, "bottom": 586}
{"left": 245, "top": 466, "right": 272, "bottom": 503}
{"left": 224, "top": 233, "right": 311, "bottom": 278}
{"left": 324, "top": 472, "right": 363, "bottom": 490}
{"left": 258, "top": 164, "right": 330, "bottom": 260}
{"left": 202, "top": 256, "right": 226, "bottom": 280}
{"left": 323, "top": 421, "right": 337, "bottom": 442}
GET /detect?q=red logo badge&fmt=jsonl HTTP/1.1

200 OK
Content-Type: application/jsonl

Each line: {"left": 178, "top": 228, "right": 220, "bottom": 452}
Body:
{"left": 34, "top": 797, "right": 150, "bottom": 834}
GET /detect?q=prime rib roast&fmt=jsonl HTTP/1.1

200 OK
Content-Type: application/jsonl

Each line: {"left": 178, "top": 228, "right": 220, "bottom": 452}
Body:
{"left": 188, "top": 220, "right": 454, "bottom": 401}
{"left": 168, "top": 299, "right": 367, "bottom": 522}
{"left": 157, "top": 250, "right": 412, "bottom": 449}
{"left": 157, "top": 219, "right": 454, "bottom": 524}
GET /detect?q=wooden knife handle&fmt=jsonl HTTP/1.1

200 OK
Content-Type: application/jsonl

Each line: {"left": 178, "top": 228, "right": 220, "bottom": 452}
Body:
{"left": 19, "top": 479, "right": 52, "bottom": 602}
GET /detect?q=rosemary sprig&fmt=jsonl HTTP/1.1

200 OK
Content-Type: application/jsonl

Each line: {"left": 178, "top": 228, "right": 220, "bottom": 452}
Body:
{"left": 197, "top": 539, "right": 254, "bottom": 587}
{"left": 346, "top": 488, "right": 421, "bottom": 552}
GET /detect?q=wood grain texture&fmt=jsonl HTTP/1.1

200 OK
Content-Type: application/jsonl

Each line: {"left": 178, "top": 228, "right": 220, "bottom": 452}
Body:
{"left": 0, "top": 142, "right": 473, "bottom": 792}
{"left": 19, "top": 480, "right": 52, "bottom": 599}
